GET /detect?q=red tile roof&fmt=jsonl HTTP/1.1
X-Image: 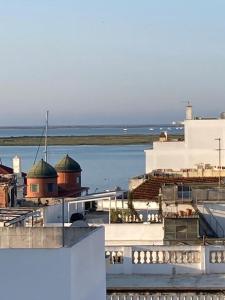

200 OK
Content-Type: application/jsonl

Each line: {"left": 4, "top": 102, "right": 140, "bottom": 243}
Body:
{"left": 0, "top": 164, "right": 26, "bottom": 177}
{"left": 132, "top": 175, "right": 219, "bottom": 201}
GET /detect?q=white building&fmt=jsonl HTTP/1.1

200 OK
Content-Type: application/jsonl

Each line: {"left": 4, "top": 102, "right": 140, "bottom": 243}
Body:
{"left": 0, "top": 227, "right": 106, "bottom": 300}
{"left": 145, "top": 105, "right": 225, "bottom": 173}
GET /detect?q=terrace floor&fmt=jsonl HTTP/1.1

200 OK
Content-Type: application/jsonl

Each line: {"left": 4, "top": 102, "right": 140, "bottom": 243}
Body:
{"left": 107, "top": 273, "right": 225, "bottom": 292}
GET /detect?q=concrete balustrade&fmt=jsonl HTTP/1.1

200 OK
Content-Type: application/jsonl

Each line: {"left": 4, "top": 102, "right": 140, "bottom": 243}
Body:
{"left": 132, "top": 249, "right": 200, "bottom": 264}
{"left": 106, "top": 245, "right": 225, "bottom": 275}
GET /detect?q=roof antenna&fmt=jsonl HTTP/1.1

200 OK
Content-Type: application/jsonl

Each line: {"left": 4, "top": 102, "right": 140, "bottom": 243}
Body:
{"left": 44, "top": 111, "right": 49, "bottom": 162}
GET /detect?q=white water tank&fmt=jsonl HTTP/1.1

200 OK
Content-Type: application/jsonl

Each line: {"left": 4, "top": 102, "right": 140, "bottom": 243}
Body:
{"left": 13, "top": 155, "right": 21, "bottom": 174}
{"left": 186, "top": 103, "right": 193, "bottom": 120}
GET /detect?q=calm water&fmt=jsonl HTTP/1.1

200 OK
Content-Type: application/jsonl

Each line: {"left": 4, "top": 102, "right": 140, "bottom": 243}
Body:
{"left": 0, "top": 144, "right": 148, "bottom": 192}
{"left": 0, "top": 125, "right": 177, "bottom": 192}
{"left": 0, "top": 126, "right": 183, "bottom": 137}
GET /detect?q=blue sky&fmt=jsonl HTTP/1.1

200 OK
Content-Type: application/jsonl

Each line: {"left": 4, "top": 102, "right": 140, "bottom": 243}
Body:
{"left": 1, "top": 0, "right": 225, "bottom": 125}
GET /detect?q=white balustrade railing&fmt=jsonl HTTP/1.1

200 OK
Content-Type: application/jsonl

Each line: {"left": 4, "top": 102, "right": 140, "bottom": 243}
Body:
{"left": 210, "top": 251, "right": 225, "bottom": 263}
{"left": 114, "top": 213, "right": 162, "bottom": 223}
{"left": 132, "top": 249, "right": 200, "bottom": 264}
{"left": 106, "top": 245, "right": 225, "bottom": 275}
{"left": 105, "top": 250, "right": 123, "bottom": 264}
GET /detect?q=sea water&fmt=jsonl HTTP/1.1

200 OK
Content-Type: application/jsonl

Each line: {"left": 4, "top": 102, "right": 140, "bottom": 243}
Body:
{"left": 0, "top": 125, "right": 181, "bottom": 192}
{"left": 0, "top": 125, "right": 183, "bottom": 137}
{"left": 0, "top": 144, "right": 148, "bottom": 192}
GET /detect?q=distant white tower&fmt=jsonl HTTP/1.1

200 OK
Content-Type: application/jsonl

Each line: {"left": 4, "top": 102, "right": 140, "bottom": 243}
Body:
{"left": 186, "top": 102, "right": 193, "bottom": 120}
{"left": 13, "top": 155, "right": 21, "bottom": 175}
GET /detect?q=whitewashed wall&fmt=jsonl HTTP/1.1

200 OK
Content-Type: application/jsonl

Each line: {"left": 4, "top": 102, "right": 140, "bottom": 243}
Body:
{"left": 0, "top": 248, "right": 71, "bottom": 300}
{"left": 44, "top": 202, "right": 85, "bottom": 224}
{"left": 71, "top": 227, "right": 106, "bottom": 300}
{"left": 101, "top": 224, "right": 164, "bottom": 246}
{"left": 0, "top": 227, "right": 105, "bottom": 300}
{"left": 97, "top": 199, "right": 159, "bottom": 211}
{"left": 145, "top": 119, "right": 225, "bottom": 173}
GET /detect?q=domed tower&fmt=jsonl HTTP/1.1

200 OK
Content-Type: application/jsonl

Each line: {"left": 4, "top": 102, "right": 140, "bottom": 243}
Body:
{"left": 26, "top": 159, "right": 58, "bottom": 198}
{"left": 55, "top": 154, "right": 82, "bottom": 196}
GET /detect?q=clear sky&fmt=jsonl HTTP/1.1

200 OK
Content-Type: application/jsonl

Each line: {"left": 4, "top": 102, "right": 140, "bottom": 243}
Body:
{"left": 1, "top": 0, "right": 225, "bottom": 125}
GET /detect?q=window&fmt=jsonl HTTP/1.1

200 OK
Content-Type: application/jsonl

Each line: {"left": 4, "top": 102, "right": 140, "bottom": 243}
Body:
{"left": 30, "top": 184, "right": 39, "bottom": 193}
{"left": 76, "top": 177, "right": 80, "bottom": 184}
{"left": 47, "top": 183, "right": 55, "bottom": 192}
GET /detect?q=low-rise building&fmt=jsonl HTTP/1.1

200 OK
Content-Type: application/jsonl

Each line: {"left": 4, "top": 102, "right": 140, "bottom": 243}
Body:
{"left": 0, "top": 226, "right": 106, "bottom": 300}
{"left": 26, "top": 154, "right": 88, "bottom": 200}
{"left": 145, "top": 105, "right": 225, "bottom": 173}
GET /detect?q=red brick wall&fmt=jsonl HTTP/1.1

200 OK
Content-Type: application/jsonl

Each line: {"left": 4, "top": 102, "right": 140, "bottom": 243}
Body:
{"left": 26, "top": 177, "right": 58, "bottom": 198}
{"left": 0, "top": 186, "right": 8, "bottom": 208}
{"left": 57, "top": 172, "right": 81, "bottom": 191}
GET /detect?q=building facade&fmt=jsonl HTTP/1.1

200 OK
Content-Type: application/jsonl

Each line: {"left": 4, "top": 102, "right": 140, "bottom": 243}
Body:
{"left": 26, "top": 159, "right": 58, "bottom": 198}
{"left": 145, "top": 106, "right": 225, "bottom": 173}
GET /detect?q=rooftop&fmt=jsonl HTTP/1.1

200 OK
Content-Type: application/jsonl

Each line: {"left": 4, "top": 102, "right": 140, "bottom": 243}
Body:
{"left": 0, "top": 208, "right": 36, "bottom": 226}
{"left": 27, "top": 159, "right": 57, "bottom": 179}
{"left": 0, "top": 164, "right": 26, "bottom": 177}
{"left": 107, "top": 274, "right": 225, "bottom": 292}
{"left": 55, "top": 154, "right": 82, "bottom": 173}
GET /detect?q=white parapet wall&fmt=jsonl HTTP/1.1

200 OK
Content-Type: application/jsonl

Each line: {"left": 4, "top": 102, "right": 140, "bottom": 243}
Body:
{"left": 0, "top": 227, "right": 106, "bottom": 300}
{"left": 71, "top": 227, "right": 106, "bottom": 300}
{"left": 97, "top": 199, "right": 159, "bottom": 212}
{"left": 105, "top": 244, "right": 225, "bottom": 276}
{"left": 100, "top": 223, "right": 164, "bottom": 246}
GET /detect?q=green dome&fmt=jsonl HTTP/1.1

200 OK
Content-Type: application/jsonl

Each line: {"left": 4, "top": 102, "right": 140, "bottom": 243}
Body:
{"left": 27, "top": 159, "right": 57, "bottom": 178}
{"left": 55, "top": 154, "right": 82, "bottom": 173}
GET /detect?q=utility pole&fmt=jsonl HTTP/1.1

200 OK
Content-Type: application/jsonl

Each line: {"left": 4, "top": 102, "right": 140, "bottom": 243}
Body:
{"left": 62, "top": 197, "right": 65, "bottom": 247}
{"left": 44, "top": 111, "right": 49, "bottom": 162}
{"left": 215, "top": 138, "right": 223, "bottom": 188}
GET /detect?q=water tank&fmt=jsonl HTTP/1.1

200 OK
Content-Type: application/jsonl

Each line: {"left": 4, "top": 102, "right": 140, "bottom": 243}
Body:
{"left": 13, "top": 155, "right": 21, "bottom": 174}
{"left": 220, "top": 112, "right": 225, "bottom": 119}
{"left": 186, "top": 103, "right": 193, "bottom": 120}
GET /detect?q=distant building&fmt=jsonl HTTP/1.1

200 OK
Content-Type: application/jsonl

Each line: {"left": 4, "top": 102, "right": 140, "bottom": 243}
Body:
{"left": 55, "top": 154, "right": 86, "bottom": 197}
{"left": 0, "top": 162, "right": 27, "bottom": 207}
{"left": 145, "top": 105, "right": 225, "bottom": 173}
{"left": 0, "top": 179, "right": 12, "bottom": 207}
{"left": 26, "top": 159, "right": 58, "bottom": 198}
{"left": 26, "top": 155, "right": 88, "bottom": 199}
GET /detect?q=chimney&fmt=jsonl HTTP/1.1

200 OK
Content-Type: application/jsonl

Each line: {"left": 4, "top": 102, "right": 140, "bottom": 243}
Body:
{"left": 13, "top": 155, "right": 21, "bottom": 175}
{"left": 186, "top": 102, "right": 193, "bottom": 120}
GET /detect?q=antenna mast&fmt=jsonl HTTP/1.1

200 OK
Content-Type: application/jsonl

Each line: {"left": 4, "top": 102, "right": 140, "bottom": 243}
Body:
{"left": 215, "top": 137, "right": 225, "bottom": 188}
{"left": 44, "top": 111, "right": 49, "bottom": 162}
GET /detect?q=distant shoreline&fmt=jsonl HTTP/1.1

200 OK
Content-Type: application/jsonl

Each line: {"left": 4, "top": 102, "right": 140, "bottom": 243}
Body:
{"left": 0, "top": 134, "right": 183, "bottom": 146}
{"left": 0, "top": 124, "right": 183, "bottom": 129}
